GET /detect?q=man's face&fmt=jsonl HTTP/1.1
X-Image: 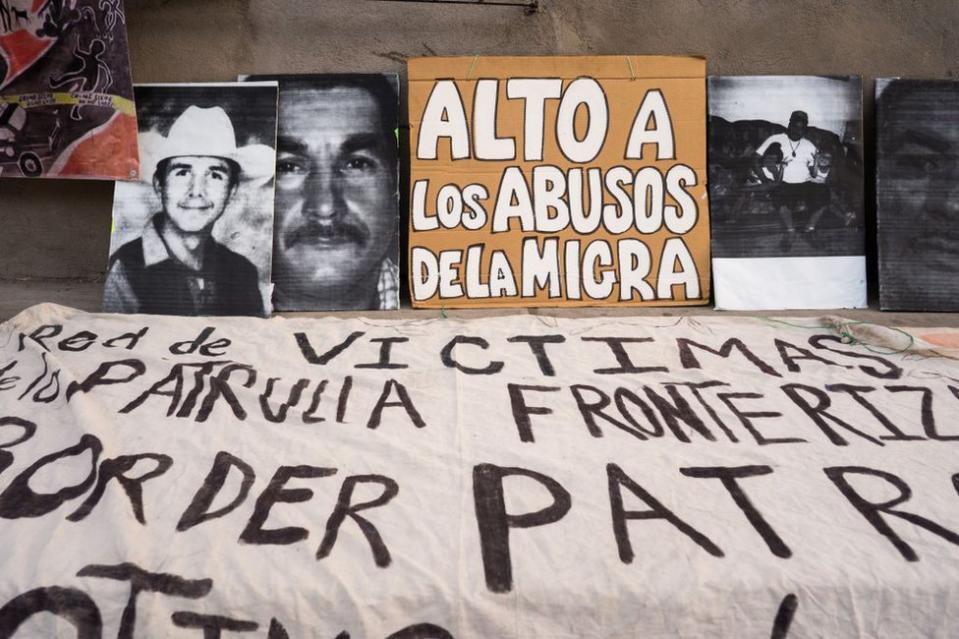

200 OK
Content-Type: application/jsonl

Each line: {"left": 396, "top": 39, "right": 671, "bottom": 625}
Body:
{"left": 787, "top": 116, "right": 807, "bottom": 141}
{"left": 273, "top": 85, "right": 397, "bottom": 305}
{"left": 879, "top": 84, "right": 959, "bottom": 274}
{"left": 155, "top": 156, "right": 236, "bottom": 234}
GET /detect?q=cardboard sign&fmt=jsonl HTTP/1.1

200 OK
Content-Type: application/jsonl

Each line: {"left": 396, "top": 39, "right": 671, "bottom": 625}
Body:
{"left": 408, "top": 56, "right": 710, "bottom": 308}
{"left": 708, "top": 76, "right": 866, "bottom": 310}
{"left": 103, "top": 83, "right": 278, "bottom": 317}
{"left": 877, "top": 78, "right": 959, "bottom": 311}
{"left": 0, "top": 0, "right": 138, "bottom": 179}
{"left": 2, "top": 305, "right": 959, "bottom": 637}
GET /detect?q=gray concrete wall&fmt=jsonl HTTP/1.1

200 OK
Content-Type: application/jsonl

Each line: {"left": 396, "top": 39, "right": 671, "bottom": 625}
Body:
{"left": 2, "top": 0, "right": 958, "bottom": 280}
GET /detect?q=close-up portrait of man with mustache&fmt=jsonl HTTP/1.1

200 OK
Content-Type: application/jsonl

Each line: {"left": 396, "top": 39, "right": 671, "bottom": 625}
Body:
{"left": 253, "top": 74, "right": 400, "bottom": 311}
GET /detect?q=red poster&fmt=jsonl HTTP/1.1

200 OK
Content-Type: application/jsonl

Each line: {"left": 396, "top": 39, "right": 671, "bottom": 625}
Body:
{"left": 0, "top": 0, "right": 137, "bottom": 180}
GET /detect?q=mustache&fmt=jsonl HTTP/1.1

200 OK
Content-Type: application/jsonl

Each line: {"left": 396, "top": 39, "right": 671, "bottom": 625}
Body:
{"left": 284, "top": 216, "right": 370, "bottom": 248}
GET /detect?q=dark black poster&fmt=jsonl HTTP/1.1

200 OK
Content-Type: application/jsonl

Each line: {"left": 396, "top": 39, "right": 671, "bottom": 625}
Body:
{"left": 877, "top": 79, "right": 959, "bottom": 311}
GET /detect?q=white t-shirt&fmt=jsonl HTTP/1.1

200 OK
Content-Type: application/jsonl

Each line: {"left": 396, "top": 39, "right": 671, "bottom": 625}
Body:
{"left": 756, "top": 133, "right": 817, "bottom": 184}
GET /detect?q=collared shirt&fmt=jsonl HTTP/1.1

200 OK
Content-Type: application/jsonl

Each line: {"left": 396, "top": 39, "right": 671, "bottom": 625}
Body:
{"left": 376, "top": 257, "right": 400, "bottom": 310}
{"left": 103, "top": 215, "right": 265, "bottom": 316}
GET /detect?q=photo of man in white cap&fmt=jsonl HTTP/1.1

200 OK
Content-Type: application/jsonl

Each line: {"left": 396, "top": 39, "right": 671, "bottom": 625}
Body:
{"left": 104, "top": 83, "right": 278, "bottom": 316}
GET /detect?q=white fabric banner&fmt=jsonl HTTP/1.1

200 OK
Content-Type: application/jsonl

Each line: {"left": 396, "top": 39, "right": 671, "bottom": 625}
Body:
{"left": 1, "top": 305, "right": 958, "bottom": 638}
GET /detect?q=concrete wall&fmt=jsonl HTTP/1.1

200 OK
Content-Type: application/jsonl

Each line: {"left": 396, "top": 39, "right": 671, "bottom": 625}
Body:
{"left": 2, "top": 0, "right": 958, "bottom": 280}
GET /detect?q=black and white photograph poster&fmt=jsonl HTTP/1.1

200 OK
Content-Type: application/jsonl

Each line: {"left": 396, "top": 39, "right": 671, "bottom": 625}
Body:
{"left": 242, "top": 73, "right": 400, "bottom": 311}
{"left": 103, "top": 82, "right": 278, "bottom": 317}
{"left": 708, "top": 76, "right": 865, "bottom": 310}
{"left": 877, "top": 79, "right": 959, "bottom": 311}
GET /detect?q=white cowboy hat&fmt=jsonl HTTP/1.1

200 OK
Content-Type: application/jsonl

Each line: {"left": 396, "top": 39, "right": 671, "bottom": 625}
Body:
{"left": 139, "top": 105, "right": 274, "bottom": 185}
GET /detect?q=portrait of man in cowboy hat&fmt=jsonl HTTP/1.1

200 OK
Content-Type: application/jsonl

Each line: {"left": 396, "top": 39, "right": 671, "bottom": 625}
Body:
{"left": 104, "top": 83, "right": 278, "bottom": 316}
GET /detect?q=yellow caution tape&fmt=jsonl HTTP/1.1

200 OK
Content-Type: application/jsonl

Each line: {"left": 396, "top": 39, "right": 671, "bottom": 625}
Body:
{"left": 1, "top": 92, "right": 136, "bottom": 116}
